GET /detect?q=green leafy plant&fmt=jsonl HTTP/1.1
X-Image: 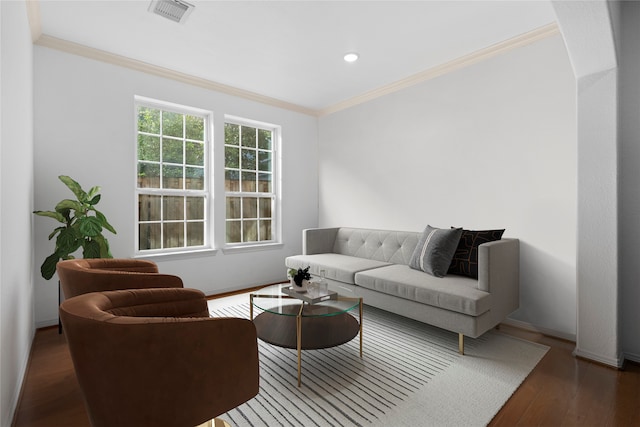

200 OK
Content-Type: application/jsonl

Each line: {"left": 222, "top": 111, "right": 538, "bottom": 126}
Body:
{"left": 33, "top": 175, "right": 117, "bottom": 280}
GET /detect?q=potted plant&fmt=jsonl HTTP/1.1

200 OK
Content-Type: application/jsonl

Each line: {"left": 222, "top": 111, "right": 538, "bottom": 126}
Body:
{"left": 288, "top": 266, "right": 311, "bottom": 292}
{"left": 33, "top": 175, "right": 117, "bottom": 280}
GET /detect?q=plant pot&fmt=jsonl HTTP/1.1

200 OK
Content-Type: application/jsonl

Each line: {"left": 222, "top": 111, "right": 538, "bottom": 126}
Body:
{"left": 291, "top": 278, "right": 308, "bottom": 292}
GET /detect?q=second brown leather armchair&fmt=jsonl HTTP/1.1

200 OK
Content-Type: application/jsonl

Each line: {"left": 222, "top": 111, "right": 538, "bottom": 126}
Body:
{"left": 56, "top": 258, "right": 183, "bottom": 299}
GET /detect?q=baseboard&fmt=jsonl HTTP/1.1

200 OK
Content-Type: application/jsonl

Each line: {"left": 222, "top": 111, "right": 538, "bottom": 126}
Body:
{"left": 501, "top": 317, "right": 576, "bottom": 342}
{"left": 623, "top": 351, "right": 640, "bottom": 364}
{"left": 8, "top": 330, "right": 34, "bottom": 427}
{"left": 35, "top": 318, "right": 58, "bottom": 330}
{"left": 502, "top": 319, "right": 630, "bottom": 368}
{"left": 573, "top": 347, "right": 624, "bottom": 368}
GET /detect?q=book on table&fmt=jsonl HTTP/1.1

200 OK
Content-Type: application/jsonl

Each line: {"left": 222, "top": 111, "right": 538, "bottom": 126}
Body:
{"left": 281, "top": 285, "right": 337, "bottom": 304}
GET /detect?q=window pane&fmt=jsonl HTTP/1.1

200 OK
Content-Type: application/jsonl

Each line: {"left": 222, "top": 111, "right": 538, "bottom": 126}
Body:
{"left": 163, "top": 196, "right": 184, "bottom": 220}
{"left": 137, "top": 101, "right": 211, "bottom": 254}
{"left": 226, "top": 221, "right": 241, "bottom": 243}
{"left": 163, "top": 111, "right": 183, "bottom": 138}
{"left": 258, "top": 173, "right": 271, "bottom": 192}
{"left": 185, "top": 115, "right": 204, "bottom": 141}
{"left": 186, "top": 197, "right": 204, "bottom": 220}
{"left": 138, "top": 107, "right": 160, "bottom": 134}
{"left": 138, "top": 163, "right": 160, "bottom": 188}
{"left": 241, "top": 126, "right": 256, "bottom": 148}
{"left": 225, "top": 170, "right": 239, "bottom": 191}
{"left": 243, "top": 197, "right": 257, "bottom": 219}
{"left": 163, "top": 223, "right": 184, "bottom": 248}
{"left": 258, "top": 151, "right": 271, "bottom": 172}
{"left": 259, "top": 197, "right": 271, "bottom": 218}
{"left": 138, "top": 135, "right": 160, "bottom": 162}
{"left": 242, "top": 172, "right": 256, "bottom": 192}
{"left": 162, "top": 165, "right": 183, "bottom": 189}
{"left": 139, "top": 195, "right": 161, "bottom": 221}
{"left": 259, "top": 220, "right": 272, "bottom": 241}
{"left": 139, "top": 223, "right": 161, "bottom": 250}
{"left": 187, "top": 222, "right": 204, "bottom": 246}
{"left": 185, "top": 167, "right": 204, "bottom": 190}
{"left": 226, "top": 197, "right": 241, "bottom": 219}
{"left": 225, "top": 123, "right": 239, "bottom": 146}
{"left": 241, "top": 149, "right": 256, "bottom": 170}
{"left": 225, "top": 146, "right": 239, "bottom": 168}
{"left": 243, "top": 220, "right": 258, "bottom": 242}
{"left": 186, "top": 141, "right": 204, "bottom": 166}
{"left": 223, "top": 118, "right": 277, "bottom": 248}
{"left": 258, "top": 129, "right": 272, "bottom": 150}
{"left": 163, "top": 138, "right": 183, "bottom": 163}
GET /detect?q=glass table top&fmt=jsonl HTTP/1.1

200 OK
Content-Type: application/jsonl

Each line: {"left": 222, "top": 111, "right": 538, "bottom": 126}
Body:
{"left": 250, "top": 283, "right": 360, "bottom": 317}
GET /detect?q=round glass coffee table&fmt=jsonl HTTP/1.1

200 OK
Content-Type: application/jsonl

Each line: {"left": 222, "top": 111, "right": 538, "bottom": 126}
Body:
{"left": 250, "top": 283, "right": 363, "bottom": 387}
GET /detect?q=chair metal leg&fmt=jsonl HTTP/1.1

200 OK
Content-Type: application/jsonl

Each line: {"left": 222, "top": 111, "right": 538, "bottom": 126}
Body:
{"left": 58, "top": 280, "right": 63, "bottom": 334}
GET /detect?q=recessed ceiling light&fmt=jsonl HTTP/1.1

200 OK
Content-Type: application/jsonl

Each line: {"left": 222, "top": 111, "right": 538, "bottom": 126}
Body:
{"left": 344, "top": 52, "right": 359, "bottom": 63}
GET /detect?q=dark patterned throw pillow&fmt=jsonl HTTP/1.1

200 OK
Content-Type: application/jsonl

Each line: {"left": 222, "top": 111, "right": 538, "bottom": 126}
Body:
{"left": 447, "top": 229, "right": 505, "bottom": 279}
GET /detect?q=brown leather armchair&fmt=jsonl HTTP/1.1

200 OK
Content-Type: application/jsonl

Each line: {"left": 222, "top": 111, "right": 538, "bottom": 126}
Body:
{"left": 59, "top": 287, "right": 259, "bottom": 427}
{"left": 57, "top": 258, "right": 184, "bottom": 299}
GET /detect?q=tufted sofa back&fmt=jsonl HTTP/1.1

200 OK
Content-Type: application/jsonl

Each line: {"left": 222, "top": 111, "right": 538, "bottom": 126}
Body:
{"left": 332, "top": 228, "right": 421, "bottom": 265}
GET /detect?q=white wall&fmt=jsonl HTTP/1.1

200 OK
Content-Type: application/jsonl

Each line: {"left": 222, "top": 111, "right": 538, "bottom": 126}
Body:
{"left": 0, "top": 1, "right": 35, "bottom": 425}
{"left": 619, "top": 1, "right": 640, "bottom": 363}
{"left": 553, "top": 1, "right": 621, "bottom": 367}
{"left": 33, "top": 47, "right": 318, "bottom": 327}
{"left": 318, "top": 34, "right": 577, "bottom": 339}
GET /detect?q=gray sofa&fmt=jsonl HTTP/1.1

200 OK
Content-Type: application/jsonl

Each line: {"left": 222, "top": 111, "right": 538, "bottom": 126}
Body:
{"left": 285, "top": 227, "right": 520, "bottom": 354}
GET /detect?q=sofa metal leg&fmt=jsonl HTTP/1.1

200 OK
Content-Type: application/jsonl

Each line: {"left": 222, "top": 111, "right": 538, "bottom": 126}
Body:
{"left": 459, "top": 334, "right": 464, "bottom": 355}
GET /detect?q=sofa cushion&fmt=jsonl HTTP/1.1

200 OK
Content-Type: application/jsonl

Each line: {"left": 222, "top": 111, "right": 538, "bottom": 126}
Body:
{"left": 448, "top": 229, "right": 505, "bottom": 279}
{"left": 409, "top": 226, "right": 463, "bottom": 277}
{"left": 285, "top": 254, "right": 391, "bottom": 285}
{"left": 355, "top": 264, "right": 491, "bottom": 316}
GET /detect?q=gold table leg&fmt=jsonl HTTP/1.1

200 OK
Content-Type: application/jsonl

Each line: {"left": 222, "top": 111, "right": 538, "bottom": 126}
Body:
{"left": 296, "top": 303, "right": 304, "bottom": 387}
{"left": 194, "top": 418, "right": 231, "bottom": 427}
{"left": 359, "top": 297, "right": 363, "bottom": 358}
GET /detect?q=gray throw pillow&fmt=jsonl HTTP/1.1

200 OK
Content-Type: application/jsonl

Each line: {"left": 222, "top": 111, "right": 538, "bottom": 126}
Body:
{"left": 409, "top": 225, "right": 463, "bottom": 277}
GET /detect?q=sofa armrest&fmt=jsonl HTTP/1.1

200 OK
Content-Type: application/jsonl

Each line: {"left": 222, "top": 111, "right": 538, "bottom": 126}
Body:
{"left": 478, "top": 238, "right": 520, "bottom": 323}
{"left": 303, "top": 228, "right": 340, "bottom": 255}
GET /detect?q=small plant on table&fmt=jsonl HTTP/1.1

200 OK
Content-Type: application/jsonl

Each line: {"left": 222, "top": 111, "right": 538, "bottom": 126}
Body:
{"left": 288, "top": 267, "right": 311, "bottom": 287}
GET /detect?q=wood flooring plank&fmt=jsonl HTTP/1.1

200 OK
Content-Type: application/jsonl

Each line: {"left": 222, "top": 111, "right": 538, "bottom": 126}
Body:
{"left": 12, "top": 328, "right": 90, "bottom": 427}
{"left": 560, "top": 361, "right": 618, "bottom": 426}
{"left": 605, "top": 363, "right": 640, "bottom": 427}
{"left": 506, "top": 347, "right": 584, "bottom": 426}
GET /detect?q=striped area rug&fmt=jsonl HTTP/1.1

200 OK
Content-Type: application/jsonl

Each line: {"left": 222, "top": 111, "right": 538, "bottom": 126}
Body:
{"left": 211, "top": 303, "right": 548, "bottom": 427}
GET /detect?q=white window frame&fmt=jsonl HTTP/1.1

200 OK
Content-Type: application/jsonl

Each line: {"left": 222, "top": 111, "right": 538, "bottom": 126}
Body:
{"left": 223, "top": 115, "right": 280, "bottom": 249}
{"left": 134, "top": 96, "right": 213, "bottom": 256}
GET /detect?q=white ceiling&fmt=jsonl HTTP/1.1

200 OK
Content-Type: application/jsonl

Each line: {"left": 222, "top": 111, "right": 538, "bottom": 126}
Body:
{"left": 37, "top": 0, "right": 557, "bottom": 112}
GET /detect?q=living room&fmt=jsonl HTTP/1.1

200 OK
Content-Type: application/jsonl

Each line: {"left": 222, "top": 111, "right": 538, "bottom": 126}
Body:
{"left": 2, "top": 1, "right": 640, "bottom": 426}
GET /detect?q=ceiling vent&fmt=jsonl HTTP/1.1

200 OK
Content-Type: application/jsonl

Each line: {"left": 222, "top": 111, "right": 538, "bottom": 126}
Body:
{"left": 148, "top": 0, "right": 195, "bottom": 24}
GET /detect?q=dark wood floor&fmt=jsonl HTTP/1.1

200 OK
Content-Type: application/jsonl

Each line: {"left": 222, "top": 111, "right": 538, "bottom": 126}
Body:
{"left": 11, "top": 322, "right": 640, "bottom": 426}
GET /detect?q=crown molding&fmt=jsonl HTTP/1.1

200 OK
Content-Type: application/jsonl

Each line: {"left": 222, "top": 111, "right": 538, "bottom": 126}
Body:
{"left": 34, "top": 34, "right": 319, "bottom": 117}
{"left": 318, "top": 22, "right": 560, "bottom": 117}
{"left": 28, "top": 1, "right": 558, "bottom": 120}
{"left": 25, "top": 0, "right": 42, "bottom": 42}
